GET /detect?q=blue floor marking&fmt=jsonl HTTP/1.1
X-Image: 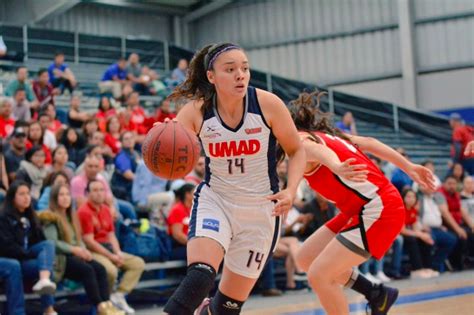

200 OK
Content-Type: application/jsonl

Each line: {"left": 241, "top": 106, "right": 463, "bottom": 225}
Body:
{"left": 284, "top": 285, "right": 474, "bottom": 315}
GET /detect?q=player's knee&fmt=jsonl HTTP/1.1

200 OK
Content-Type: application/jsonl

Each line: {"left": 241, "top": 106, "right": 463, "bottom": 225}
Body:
{"left": 210, "top": 290, "right": 244, "bottom": 315}
{"left": 163, "top": 262, "right": 217, "bottom": 315}
{"left": 307, "top": 260, "right": 331, "bottom": 289}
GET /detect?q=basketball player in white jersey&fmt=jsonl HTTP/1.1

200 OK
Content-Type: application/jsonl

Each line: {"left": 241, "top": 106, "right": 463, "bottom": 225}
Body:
{"left": 160, "top": 43, "right": 307, "bottom": 315}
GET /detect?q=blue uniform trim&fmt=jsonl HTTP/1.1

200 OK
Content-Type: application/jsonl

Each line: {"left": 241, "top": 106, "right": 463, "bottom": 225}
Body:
{"left": 188, "top": 182, "right": 206, "bottom": 239}
{"left": 267, "top": 133, "right": 279, "bottom": 194}
{"left": 247, "top": 86, "right": 271, "bottom": 130}
{"left": 204, "top": 156, "right": 211, "bottom": 184}
{"left": 263, "top": 215, "right": 281, "bottom": 268}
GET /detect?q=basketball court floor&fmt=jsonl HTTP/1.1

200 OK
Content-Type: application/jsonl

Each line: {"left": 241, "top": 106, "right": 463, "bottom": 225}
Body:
{"left": 136, "top": 270, "right": 474, "bottom": 315}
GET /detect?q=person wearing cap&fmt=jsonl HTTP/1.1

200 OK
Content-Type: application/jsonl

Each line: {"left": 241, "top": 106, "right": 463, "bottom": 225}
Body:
{"left": 4, "top": 127, "right": 27, "bottom": 182}
{"left": 449, "top": 113, "right": 474, "bottom": 174}
{"left": 166, "top": 180, "right": 196, "bottom": 260}
{"left": 0, "top": 97, "right": 15, "bottom": 138}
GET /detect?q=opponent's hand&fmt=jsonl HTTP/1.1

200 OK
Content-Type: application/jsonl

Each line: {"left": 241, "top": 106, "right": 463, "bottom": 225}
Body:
{"left": 464, "top": 141, "right": 474, "bottom": 157}
{"left": 267, "top": 189, "right": 295, "bottom": 216}
{"left": 407, "top": 164, "right": 436, "bottom": 191}
{"left": 333, "top": 158, "right": 368, "bottom": 182}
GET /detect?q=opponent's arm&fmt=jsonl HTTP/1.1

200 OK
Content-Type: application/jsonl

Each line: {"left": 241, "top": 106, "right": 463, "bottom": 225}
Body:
{"left": 350, "top": 135, "right": 435, "bottom": 190}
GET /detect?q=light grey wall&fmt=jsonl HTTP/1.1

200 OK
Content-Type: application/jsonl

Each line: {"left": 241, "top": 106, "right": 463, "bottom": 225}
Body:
{"left": 37, "top": 3, "right": 171, "bottom": 41}
{"left": 334, "top": 68, "right": 474, "bottom": 110}
{"left": 191, "top": 0, "right": 474, "bottom": 110}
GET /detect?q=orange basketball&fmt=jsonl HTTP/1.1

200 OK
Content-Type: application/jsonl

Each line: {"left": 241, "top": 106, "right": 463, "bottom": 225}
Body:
{"left": 142, "top": 120, "right": 201, "bottom": 180}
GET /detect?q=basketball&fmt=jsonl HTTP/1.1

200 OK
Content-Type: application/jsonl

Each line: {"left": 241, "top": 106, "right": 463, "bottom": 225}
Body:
{"left": 142, "top": 120, "right": 201, "bottom": 180}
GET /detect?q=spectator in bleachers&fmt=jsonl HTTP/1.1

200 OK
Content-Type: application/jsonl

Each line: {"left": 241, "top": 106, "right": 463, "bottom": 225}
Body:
{"left": 0, "top": 257, "right": 25, "bottom": 315}
{"left": 450, "top": 113, "right": 474, "bottom": 175}
{"left": 5, "top": 67, "right": 37, "bottom": 103}
{"left": 16, "top": 145, "right": 49, "bottom": 202}
{"left": 99, "top": 58, "right": 128, "bottom": 100}
{"left": 60, "top": 127, "right": 85, "bottom": 167}
{"left": 153, "top": 98, "right": 176, "bottom": 124}
{"left": 49, "top": 145, "right": 74, "bottom": 179}
{"left": 120, "top": 108, "right": 146, "bottom": 144}
{"left": 461, "top": 176, "right": 474, "bottom": 221}
{"left": 131, "top": 160, "right": 168, "bottom": 210}
{"left": 149, "top": 70, "right": 168, "bottom": 97}
{"left": 273, "top": 236, "right": 305, "bottom": 290}
{"left": 48, "top": 52, "right": 77, "bottom": 95}
{"left": 439, "top": 175, "right": 474, "bottom": 270}
{"left": 126, "top": 53, "right": 142, "bottom": 86}
{"left": 0, "top": 35, "right": 6, "bottom": 57}
{"left": 4, "top": 127, "right": 27, "bottom": 182}
{"left": 400, "top": 189, "right": 439, "bottom": 279}
{"left": 12, "top": 88, "right": 32, "bottom": 121}
{"left": 0, "top": 181, "right": 57, "bottom": 315}
{"left": 33, "top": 68, "right": 59, "bottom": 108}
{"left": 418, "top": 184, "right": 460, "bottom": 272}
{"left": 126, "top": 92, "right": 147, "bottom": 135}
{"left": 0, "top": 97, "right": 15, "bottom": 138}
{"left": 96, "top": 96, "right": 117, "bottom": 132}
{"left": 78, "top": 179, "right": 145, "bottom": 314}
{"left": 418, "top": 160, "right": 442, "bottom": 190}
{"left": 39, "top": 184, "right": 125, "bottom": 315}
{"left": 167, "top": 180, "right": 195, "bottom": 260}
{"left": 26, "top": 121, "right": 53, "bottom": 164}
{"left": 449, "top": 162, "right": 468, "bottom": 192}
{"left": 37, "top": 170, "right": 70, "bottom": 211}
{"left": 185, "top": 155, "right": 205, "bottom": 185}
{"left": 381, "top": 147, "right": 406, "bottom": 180}
{"left": 68, "top": 95, "right": 92, "bottom": 129}
{"left": 111, "top": 132, "right": 139, "bottom": 203}
{"left": 76, "top": 144, "right": 106, "bottom": 175}
{"left": 44, "top": 103, "right": 64, "bottom": 135}
{"left": 82, "top": 117, "right": 100, "bottom": 143}
{"left": 38, "top": 112, "right": 58, "bottom": 151}
{"left": 170, "top": 58, "right": 188, "bottom": 85}
{"left": 391, "top": 150, "right": 413, "bottom": 192}
{"left": 88, "top": 131, "right": 115, "bottom": 161}
{"left": 105, "top": 116, "right": 122, "bottom": 155}
{"left": 335, "top": 111, "right": 357, "bottom": 135}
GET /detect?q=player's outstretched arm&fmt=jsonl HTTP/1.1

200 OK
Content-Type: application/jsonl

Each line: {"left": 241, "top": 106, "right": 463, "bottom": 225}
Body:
{"left": 302, "top": 138, "right": 368, "bottom": 182}
{"left": 350, "top": 135, "right": 436, "bottom": 190}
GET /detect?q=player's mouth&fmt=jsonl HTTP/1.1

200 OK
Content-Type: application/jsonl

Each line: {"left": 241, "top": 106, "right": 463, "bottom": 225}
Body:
{"left": 235, "top": 84, "right": 245, "bottom": 91}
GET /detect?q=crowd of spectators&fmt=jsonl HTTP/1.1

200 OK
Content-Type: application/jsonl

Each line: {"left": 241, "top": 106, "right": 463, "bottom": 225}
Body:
{"left": 0, "top": 48, "right": 473, "bottom": 314}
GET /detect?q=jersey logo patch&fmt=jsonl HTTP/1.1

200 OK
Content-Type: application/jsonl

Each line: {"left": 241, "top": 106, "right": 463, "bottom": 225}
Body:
{"left": 209, "top": 139, "right": 260, "bottom": 157}
{"left": 245, "top": 127, "right": 262, "bottom": 135}
{"left": 202, "top": 218, "right": 220, "bottom": 232}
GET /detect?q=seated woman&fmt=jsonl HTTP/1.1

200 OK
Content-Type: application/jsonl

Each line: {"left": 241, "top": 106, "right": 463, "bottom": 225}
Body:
{"left": 273, "top": 236, "right": 306, "bottom": 290}
{"left": 37, "top": 170, "right": 70, "bottom": 211}
{"left": 0, "top": 181, "right": 57, "bottom": 315}
{"left": 400, "top": 189, "right": 439, "bottom": 278}
{"left": 39, "top": 184, "right": 124, "bottom": 315}
{"left": 166, "top": 181, "right": 195, "bottom": 260}
{"left": 16, "top": 145, "right": 50, "bottom": 205}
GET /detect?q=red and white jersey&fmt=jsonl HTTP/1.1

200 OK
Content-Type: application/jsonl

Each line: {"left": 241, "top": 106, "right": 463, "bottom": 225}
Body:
{"left": 304, "top": 131, "right": 392, "bottom": 217}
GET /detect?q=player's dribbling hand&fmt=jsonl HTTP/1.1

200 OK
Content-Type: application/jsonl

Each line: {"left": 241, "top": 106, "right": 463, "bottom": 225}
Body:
{"left": 333, "top": 158, "right": 368, "bottom": 182}
{"left": 464, "top": 141, "right": 474, "bottom": 157}
{"left": 267, "top": 189, "right": 294, "bottom": 216}
{"left": 407, "top": 164, "right": 436, "bottom": 191}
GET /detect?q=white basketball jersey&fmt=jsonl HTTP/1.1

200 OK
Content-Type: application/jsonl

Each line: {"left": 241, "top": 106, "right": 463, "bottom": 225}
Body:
{"left": 198, "top": 87, "right": 279, "bottom": 201}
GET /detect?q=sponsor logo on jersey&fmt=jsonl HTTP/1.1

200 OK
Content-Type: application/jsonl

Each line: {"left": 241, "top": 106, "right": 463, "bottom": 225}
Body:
{"left": 202, "top": 218, "right": 220, "bottom": 232}
{"left": 208, "top": 139, "right": 260, "bottom": 157}
{"left": 202, "top": 132, "right": 222, "bottom": 139}
{"left": 224, "top": 301, "right": 239, "bottom": 309}
{"left": 245, "top": 127, "right": 262, "bottom": 135}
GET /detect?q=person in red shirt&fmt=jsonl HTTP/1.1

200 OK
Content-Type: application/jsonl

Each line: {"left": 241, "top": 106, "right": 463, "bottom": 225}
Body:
{"left": 399, "top": 189, "right": 438, "bottom": 278}
{"left": 32, "top": 69, "right": 59, "bottom": 108}
{"left": 438, "top": 175, "right": 474, "bottom": 270}
{"left": 450, "top": 113, "right": 474, "bottom": 174}
{"left": 124, "top": 92, "right": 147, "bottom": 138}
{"left": 43, "top": 103, "right": 64, "bottom": 135}
{"left": 25, "top": 121, "right": 52, "bottom": 164}
{"left": 96, "top": 96, "right": 117, "bottom": 132}
{"left": 78, "top": 179, "right": 144, "bottom": 314}
{"left": 104, "top": 116, "right": 122, "bottom": 155}
{"left": 154, "top": 99, "right": 176, "bottom": 124}
{"left": 167, "top": 181, "right": 196, "bottom": 260}
{"left": 0, "top": 97, "right": 15, "bottom": 138}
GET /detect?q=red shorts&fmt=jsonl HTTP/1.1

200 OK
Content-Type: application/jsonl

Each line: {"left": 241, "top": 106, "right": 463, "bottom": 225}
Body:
{"left": 325, "top": 185, "right": 405, "bottom": 259}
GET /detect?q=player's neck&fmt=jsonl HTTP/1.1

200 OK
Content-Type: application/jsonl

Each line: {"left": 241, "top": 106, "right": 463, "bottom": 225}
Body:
{"left": 215, "top": 94, "right": 242, "bottom": 118}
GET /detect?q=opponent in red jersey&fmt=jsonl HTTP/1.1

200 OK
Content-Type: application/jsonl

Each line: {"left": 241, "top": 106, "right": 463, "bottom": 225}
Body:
{"left": 281, "top": 92, "right": 436, "bottom": 315}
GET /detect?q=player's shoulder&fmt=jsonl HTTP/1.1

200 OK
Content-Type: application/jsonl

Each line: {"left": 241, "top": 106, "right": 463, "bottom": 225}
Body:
{"left": 255, "top": 88, "right": 284, "bottom": 107}
{"left": 177, "top": 99, "right": 204, "bottom": 134}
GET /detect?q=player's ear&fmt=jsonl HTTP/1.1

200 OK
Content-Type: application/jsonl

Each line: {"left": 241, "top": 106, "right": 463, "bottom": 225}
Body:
{"left": 206, "top": 70, "right": 215, "bottom": 84}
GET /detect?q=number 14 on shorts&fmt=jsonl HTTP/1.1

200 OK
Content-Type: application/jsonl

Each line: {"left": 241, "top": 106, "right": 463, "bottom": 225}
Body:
{"left": 247, "top": 250, "right": 264, "bottom": 270}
